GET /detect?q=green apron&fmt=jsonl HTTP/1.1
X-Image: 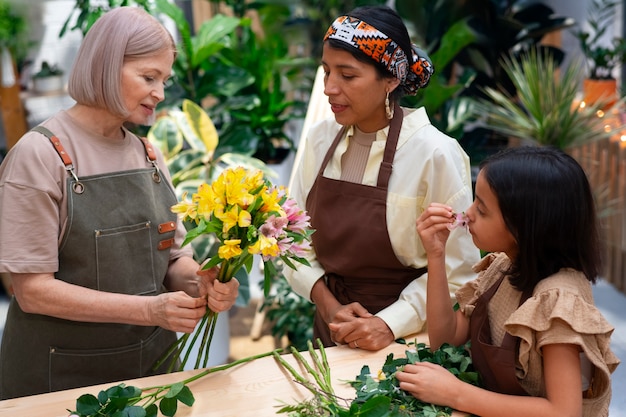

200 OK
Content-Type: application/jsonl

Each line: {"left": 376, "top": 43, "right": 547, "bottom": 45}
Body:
{"left": 0, "top": 127, "right": 179, "bottom": 399}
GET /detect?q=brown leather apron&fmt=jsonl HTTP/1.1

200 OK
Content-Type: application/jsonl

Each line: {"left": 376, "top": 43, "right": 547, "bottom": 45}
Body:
{"left": 0, "top": 127, "right": 179, "bottom": 399}
{"left": 469, "top": 274, "right": 532, "bottom": 395}
{"left": 306, "top": 104, "right": 427, "bottom": 346}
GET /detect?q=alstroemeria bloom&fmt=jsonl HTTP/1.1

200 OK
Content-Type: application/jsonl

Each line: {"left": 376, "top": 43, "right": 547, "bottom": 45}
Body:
{"left": 194, "top": 183, "right": 219, "bottom": 220}
{"left": 218, "top": 239, "right": 243, "bottom": 260}
{"left": 244, "top": 168, "right": 265, "bottom": 190}
{"left": 283, "top": 199, "right": 311, "bottom": 233}
{"left": 171, "top": 193, "right": 197, "bottom": 220}
{"left": 213, "top": 167, "right": 255, "bottom": 208}
{"left": 216, "top": 205, "right": 251, "bottom": 234}
{"left": 448, "top": 211, "right": 469, "bottom": 231}
{"left": 260, "top": 215, "right": 289, "bottom": 238}
{"left": 285, "top": 240, "right": 311, "bottom": 258}
{"left": 249, "top": 234, "right": 280, "bottom": 259}
{"left": 259, "top": 186, "right": 285, "bottom": 215}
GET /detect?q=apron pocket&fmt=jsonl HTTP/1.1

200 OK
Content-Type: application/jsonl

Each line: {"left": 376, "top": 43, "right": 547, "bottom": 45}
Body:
{"left": 48, "top": 327, "right": 173, "bottom": 392}
{"left": 95, "top": 221, "right": 158, "bottom": 295}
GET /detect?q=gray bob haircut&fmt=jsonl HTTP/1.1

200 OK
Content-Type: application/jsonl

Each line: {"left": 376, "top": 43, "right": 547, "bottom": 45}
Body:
{"left": 68, "top": 7, "right": 176, "bottom": 117}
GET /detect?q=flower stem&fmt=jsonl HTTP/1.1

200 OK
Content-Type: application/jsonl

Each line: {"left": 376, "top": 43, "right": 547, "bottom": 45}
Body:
{"left": 143, "top": 349, "right": 282, "bottom": 393}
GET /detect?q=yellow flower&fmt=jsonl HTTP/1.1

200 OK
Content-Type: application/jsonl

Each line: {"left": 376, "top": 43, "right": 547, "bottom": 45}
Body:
{"left": 244, "top": 169, "right": 265, "bottom": 190}
{"left": 249, "top": 234, "right": 280, "bottom": 258}
{"left": 218, "top": 239, "right": 243, "bottom": 260}
{"left": 213, "top": 167, "right": 255, "bottom": 208}
{"left": 259, "top": 186, "right": 285, "bottom": 215}
{"left": 216, "top": 205, "right": 251, "bottom": 234}
{"left": 194, "top": 183, "right": 219, "bottom": 220}
{"left": 171, "top": 193, "right": 197, "bottom": 220}
{"left": 377, "top": 369, "right": 387, "bottom": 381}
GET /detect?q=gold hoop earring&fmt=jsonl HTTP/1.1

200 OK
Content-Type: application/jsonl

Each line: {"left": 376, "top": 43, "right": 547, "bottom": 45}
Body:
{"left": 385, "top": 91, "right": 394, "bottom": 120}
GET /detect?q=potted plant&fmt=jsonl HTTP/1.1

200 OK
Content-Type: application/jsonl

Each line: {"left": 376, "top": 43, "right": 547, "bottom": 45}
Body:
{"left": 574, "top": 0, "right": 626, "bottom": 106}
{"left": 32, "top": 61, "right": 65, "bottom": 94}
{"left": 0, "top": 0, "right": 31, "bottom": 75}
{"left": 471, "top": 49, "right": 619, "bottom": 150}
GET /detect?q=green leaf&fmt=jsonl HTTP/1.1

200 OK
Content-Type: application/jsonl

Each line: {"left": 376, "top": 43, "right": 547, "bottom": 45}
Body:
{"left": 145, "top": 404, "right": 158, "bottom": 417}
{"left": 147, "top": 116, "right": 183, "bottom": 159}
{"left": 182, "top": 99, "right": 218, "bottom": 154}
{"left": 76, "top": 393, "right": 101, "bottom": 415}
{"left": 357, "top": 396, "right": 393, "bottom": 417}
{"left": 165, "top": 382, "right": 184, "bottom": 398}
{"left": 175, "top": 385, "right": 195, "bottom": 407}
{"left": 159, "top": 396, "right": 178, "bottom": 417}
{"left": 117, "top": 405, "right": 147, "bottom": 417}
{"left": 192, "top": 15, "right": 241, "bottom": 66}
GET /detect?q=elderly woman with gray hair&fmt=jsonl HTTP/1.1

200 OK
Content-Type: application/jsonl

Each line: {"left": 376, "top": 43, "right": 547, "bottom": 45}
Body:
{"left": 0, "top": 7, "right": 238, "bottom": 399}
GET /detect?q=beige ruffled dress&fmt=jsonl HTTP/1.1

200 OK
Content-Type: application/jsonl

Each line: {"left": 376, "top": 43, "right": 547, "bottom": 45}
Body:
{"left": 456, "top": 253, "right": 620, "bottom": 417}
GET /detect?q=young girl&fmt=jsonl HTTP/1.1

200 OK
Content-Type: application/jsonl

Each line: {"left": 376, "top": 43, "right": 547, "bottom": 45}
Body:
{"left": 396, "top": 146, "right": 620, "bottom": 417}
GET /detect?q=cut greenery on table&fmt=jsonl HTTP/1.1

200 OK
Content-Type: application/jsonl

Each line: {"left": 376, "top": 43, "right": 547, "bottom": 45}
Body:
{"left": 273, "top": 339, "right": 480, "bottom": 417}
{"left": 67, "top": 351, "right": 278, "bottom": 417}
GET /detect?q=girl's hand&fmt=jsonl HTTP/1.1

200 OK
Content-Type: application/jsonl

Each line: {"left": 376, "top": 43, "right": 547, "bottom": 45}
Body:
{"left": 396, "top": 362, "right": 462, "bottom": 408}
{"left": 416, "top": 203, "right": 456, "bottom": 257}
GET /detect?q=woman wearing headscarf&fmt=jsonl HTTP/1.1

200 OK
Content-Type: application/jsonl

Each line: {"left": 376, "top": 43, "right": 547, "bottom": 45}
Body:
{"left": 285, "top": 5, "right": 479, "bottom": 351}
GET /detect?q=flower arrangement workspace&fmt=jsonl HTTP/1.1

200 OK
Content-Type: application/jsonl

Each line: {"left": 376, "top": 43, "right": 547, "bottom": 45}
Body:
{"left": 162, "top": 166, "right": 314, "bottom": 371}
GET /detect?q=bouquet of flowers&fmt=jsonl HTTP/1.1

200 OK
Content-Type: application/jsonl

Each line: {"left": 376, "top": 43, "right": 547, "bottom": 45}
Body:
{"left": 161, "top": 166, "right": 314, "bottom": 371}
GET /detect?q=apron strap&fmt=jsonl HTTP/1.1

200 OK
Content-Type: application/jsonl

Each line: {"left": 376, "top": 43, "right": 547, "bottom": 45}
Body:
{"left": 377, "top": 102, "right": 403, "bottom": 189}
{"left": 32, "top": 126, "right": 82, "bottom": 190}
{"left": 315, "top": 102, "right": 404, "bottom": 189}
{"left": 32, "top": 125, "right": 74, "bottom": 168}
{"left": 32, "top": 126, "right": 161, "bottom": 184}
{"left": 138, "top": 136, "right": 158, "bottom": 162}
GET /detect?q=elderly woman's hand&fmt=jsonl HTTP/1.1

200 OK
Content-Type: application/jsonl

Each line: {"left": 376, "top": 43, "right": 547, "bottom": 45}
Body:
{"left": 196, "top": 267, "right": 239, "bottom": 312}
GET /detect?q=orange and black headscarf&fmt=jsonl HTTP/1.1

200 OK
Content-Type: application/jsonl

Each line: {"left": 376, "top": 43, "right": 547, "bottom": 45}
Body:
{"left": 324, "top": 15, "right": 433, "bottom": 95}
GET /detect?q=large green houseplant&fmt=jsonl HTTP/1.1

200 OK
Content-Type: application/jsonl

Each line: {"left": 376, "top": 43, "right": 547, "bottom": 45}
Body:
{"left": 396, "top": 0, "right": 575, "bottom": 162}
{"left": 471, "top": 49, "right": 619, "bottom": 150}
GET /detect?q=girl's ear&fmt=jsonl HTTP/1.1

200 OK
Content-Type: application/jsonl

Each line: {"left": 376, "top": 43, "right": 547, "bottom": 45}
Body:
{"left": 386, "top": 77, "right": 401, "bottom": 93}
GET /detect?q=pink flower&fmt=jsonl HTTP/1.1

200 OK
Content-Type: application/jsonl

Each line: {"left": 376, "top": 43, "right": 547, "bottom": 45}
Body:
{"left": 283, "top": 199, "right": 311, "bottom": 233}
{"left": 260, "top": 215, "right": 289, "bottom": 238}
{"left": 286, "top": 240, "right": 312, "bottom": 257}
{"left": 448, "top": 211, "right": 469, "bottom": 231}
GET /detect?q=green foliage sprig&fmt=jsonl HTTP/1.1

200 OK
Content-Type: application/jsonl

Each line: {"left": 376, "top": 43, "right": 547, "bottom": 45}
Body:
{"left": 472, "top": 49, "right": 621, "bottom": 149}
{"left": 273, "top": 339, "right": 480, "bottom": 417}
{"left": 68, "top": 350, "right": 278, "bottom": 417}
{"left": 574, "top": 0, "right": 626, "bottom": 80}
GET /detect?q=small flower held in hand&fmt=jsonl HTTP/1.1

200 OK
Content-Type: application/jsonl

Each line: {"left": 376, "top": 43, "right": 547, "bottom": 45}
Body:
{"left": 447, "top": 211, "right": 469, "bottom": 231}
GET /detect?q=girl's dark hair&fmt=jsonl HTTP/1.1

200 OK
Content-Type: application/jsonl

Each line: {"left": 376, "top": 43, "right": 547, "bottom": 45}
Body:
{"left": 480, "top": 146, "right": 601, "bottom": 290}
{"left": 326, "top": 5, "right": 413, "bottom": 101}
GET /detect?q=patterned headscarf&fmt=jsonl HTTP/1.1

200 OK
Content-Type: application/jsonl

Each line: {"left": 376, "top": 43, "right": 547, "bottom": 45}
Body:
{"left": 324, "top": 15, "right": 434, "bottom": 95}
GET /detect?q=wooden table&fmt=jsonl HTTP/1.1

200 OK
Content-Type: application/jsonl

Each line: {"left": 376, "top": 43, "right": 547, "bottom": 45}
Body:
{"left": 0, "top": 334, "right": 466, "bottom": 416}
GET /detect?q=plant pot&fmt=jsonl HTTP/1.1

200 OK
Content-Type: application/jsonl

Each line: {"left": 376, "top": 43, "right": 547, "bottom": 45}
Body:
{"left": 583, "top": 78, "right": 617, "bottom": 108}
{"left": 33, "top": 75, "right": 64, "bottom": 94}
